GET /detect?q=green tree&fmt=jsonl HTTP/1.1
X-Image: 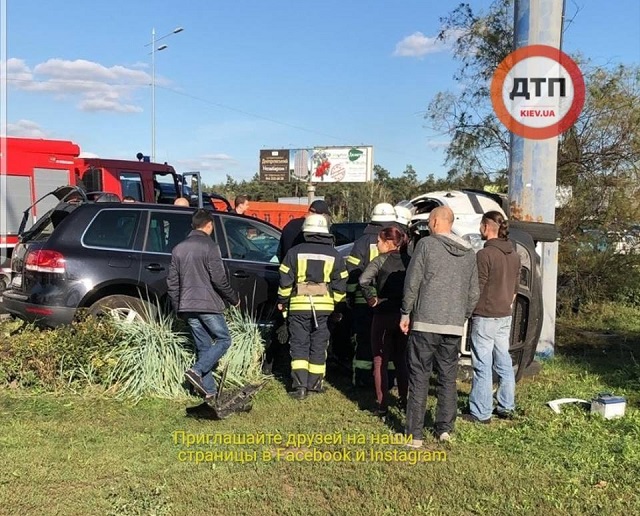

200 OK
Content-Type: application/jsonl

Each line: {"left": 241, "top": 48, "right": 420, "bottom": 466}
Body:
{"left": 373, "top": 164, "right": 390, "bottom": 182}
{"left": 426, "top": 0, "right": 513, "bottom": 180}
{"left": 428, "top": 0, "right": 640, "bottom": 306}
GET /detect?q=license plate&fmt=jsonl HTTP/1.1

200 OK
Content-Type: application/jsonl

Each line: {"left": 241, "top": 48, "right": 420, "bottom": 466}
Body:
{"left": 10, "top": 275, "right": 22, "bottom": 290}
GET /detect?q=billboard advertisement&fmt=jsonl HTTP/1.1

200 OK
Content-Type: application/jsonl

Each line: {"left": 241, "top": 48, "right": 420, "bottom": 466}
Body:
{"left": 261, "top": 146, "right": 374, "bottom": 182}
{"left": 310, "top": 146, "right": 373, "bottom": 183}
{"left": 259, "top": 149, "right": 289, "bottom": 182}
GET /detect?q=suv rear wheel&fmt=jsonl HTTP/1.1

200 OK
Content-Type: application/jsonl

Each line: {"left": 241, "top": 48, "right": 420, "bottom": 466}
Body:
{"left": 88, "top": 295, "right": 156, "bottom": 323}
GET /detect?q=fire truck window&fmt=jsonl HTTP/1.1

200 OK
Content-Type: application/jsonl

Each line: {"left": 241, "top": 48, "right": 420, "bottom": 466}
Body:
{"left": 153, "top": 174, "right": 178, "bottom": 204}
{"left": 119, "top": 173, "right": 143, "bottom": 202}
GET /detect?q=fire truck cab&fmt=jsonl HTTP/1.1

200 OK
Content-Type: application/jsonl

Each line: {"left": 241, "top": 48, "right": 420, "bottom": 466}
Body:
{"left": 0, "top": 137, "right": 195, "bottom": 290}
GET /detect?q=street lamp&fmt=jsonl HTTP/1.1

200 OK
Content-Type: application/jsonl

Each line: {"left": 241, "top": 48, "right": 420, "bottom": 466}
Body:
{"left": 148, "top": 26, "right": 183, "bottom": 162}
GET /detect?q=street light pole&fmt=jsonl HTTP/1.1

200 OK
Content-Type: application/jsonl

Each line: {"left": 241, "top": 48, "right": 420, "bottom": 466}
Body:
{"left": 149, "top": 26, "right": 183, "bottom": 162}
{"left": 151, "top": 27, "right": 156, "bottom": 162}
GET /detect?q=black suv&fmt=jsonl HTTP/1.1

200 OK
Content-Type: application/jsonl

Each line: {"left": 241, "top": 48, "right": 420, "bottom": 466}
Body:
{"left": 1, "top": 200, "right": 283, "bottom": 328}
{"left": 330, "top": 222, "right": 367, "bottom": 246}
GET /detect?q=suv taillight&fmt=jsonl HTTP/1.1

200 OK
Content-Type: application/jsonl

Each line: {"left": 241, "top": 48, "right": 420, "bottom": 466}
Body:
{"left": 25, "top": 250, "right": 66, "bottom": 273}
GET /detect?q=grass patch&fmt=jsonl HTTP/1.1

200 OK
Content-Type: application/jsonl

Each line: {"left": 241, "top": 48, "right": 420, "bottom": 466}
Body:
{"left": 1, "top": 304, "right": 639, "bottom": 514}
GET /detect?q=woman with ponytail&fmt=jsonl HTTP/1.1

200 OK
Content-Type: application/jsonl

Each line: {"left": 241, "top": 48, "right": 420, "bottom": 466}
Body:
{"left": 358, "top": 226, "right": 411, "bottom": 416}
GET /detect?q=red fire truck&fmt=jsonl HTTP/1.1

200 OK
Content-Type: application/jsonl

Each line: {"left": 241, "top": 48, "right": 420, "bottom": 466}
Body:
{"left": 1, "top": 137, "right": 312, "bottom": 290}
{"left": 0, "top": 137, "right": 200, "bottom": 290}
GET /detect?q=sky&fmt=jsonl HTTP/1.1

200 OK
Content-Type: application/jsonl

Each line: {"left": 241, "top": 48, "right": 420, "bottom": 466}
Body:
{"left": 2, "top": 0, "right": 639, "bottom": 185}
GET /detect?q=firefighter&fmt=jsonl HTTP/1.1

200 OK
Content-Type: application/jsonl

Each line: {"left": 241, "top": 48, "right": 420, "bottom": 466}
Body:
{"left": 346, "top": 202, "right": 397, "bottom": 387}
{"left": 278, "top": 214, "right": 348, "bottom": 400}
{"left": 394, "top": 203, "right": 416, "bottom": 255}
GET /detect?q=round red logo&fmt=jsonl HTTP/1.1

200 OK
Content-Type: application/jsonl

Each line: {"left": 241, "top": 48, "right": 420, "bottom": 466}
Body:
{"left": 491, "top": 45, "right": 585, "bottom": 139}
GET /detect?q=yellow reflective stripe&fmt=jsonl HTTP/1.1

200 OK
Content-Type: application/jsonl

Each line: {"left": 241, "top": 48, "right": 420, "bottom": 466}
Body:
{"left": 353, "top": 360, "right": 373, "bottom": 370}
{"left": 289, "top": 306, "right": 334, "bottom": 312}
{"left": 289, "top": 293, "right": 333, "bottom": 303}
{"left": 346, "top": 283, "right": 357, "bottom": 292}
{"left": 347, "top": 255, "right": 360, "bottom": 266}
{"left": 291, "top": 360, "right": 309, "bottom": 371}
{"left": 289, "top": 301, "right": 335, "bottom": 309}
{"left": 369, "top": 244, "right": 378, "bottom": 262}
{"left": 308, "top": 363, "right": 326, "bottom": 375}
{"left": 340, "top": 270, "right": 349, "bottom": 279}
{"left": 297, "top": 256, "right": 308, "bottom": 283}
{"left": 279, "top": 263, "right": 290, "bottom": 274}
{"left": 289, "top": 299, "right": 335, "bottom": 312}
{"left": 298, "top": 252, "right": 335, "bottom": 264}
{"left": 278, "top": 286, "right": 292, "bottom": 297}
{"left": 333, "top": 292, "right": 346, "bottom": 303}
{"left": 288, "top": 299, "right": 335, "bottom": 307}
{"left": 323, "top": 259, "right": 332, "bottom": 283}
{"left": 387, "top": 362, "right": 396, "bottom": 370}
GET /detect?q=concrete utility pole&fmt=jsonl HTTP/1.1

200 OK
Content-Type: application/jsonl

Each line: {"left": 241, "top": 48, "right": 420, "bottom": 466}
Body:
{"left": 508, "top": 0, "right": 565, "bottom": 358}
{"left": 307, "top": 183, "right": 316, "bottom": 205}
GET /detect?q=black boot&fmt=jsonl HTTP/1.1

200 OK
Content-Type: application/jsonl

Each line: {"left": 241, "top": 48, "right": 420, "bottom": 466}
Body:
{"left": 288, "top": 387, "right": 307, "bottom": 400}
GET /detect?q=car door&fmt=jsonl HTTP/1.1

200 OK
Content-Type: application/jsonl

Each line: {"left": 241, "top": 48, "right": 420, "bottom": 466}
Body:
{"left": 215, "top": 214, "right": 281, "bottom": 325}
{"left": 138, "top": 209, "right": 194, "bottom": 300}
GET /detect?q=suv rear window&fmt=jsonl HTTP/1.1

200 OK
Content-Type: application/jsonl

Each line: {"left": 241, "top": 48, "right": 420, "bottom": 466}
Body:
{"left": 21, "top": 206, "right": 76, "bottom": 242}
{"left": 83, "top": 209, "right": 141, "bottom": 250}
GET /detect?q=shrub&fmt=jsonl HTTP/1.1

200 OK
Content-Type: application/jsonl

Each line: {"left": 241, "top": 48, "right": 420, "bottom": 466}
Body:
{"left": 0, "top": 305, "right": 269, "bottom": 399}
{"left": 0, "top": 318, "right": 118, "bottom": 390}
{"left": 558, "top": 242, "right": 640, "bottom": 312}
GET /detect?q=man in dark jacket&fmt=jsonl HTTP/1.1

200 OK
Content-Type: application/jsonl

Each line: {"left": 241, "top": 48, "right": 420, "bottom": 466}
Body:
{"left": 278, "top": 214, "right": 347, "bottom": 399}
{"left": 167, "top": 209, "right": 240, "bottom": 401}
{"left": 346, "top": 202, "right": 397, "bottom": 386}
{"left": 464, "top": 211, "right": 521, "bottom": 423}
{"left": 277, "top": 199, "right": 331, "bottom": 262}
{"left": 400, "top": 206, "right": 479, "bottom": 446}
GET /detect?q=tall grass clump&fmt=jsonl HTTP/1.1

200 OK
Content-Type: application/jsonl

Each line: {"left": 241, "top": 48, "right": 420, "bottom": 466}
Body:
{"left": 106, "top": 306, "right": 193, "bottom": 402}
{"left": 218, "top": 306, "right": 269, "bottom": 388}
{"left": 105, "top": 303, "right": 268, "bottom": 401}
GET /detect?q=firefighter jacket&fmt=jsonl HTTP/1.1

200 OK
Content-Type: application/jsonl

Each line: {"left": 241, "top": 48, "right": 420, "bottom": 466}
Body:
{"left": 278, "top": 233, "right": 348, "bottom": 314}
{"left": 346, "top": 223, "right": 386, "bottom": 304}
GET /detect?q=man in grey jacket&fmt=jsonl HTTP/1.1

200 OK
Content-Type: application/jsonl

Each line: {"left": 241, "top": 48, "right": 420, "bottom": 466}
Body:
{"left": 400, "top": 206, "right": 479, "bottom": 446}
{"left": 167, "top": 209, "right": 240, "bottom": 401}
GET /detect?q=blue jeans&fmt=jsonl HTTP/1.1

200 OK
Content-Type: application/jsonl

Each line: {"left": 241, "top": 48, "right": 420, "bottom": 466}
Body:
{"left": 469, "top": 316, "right": 515, "bottom": 420}
{"left": 186, "top": 313, "right": 232, "bottom": 395}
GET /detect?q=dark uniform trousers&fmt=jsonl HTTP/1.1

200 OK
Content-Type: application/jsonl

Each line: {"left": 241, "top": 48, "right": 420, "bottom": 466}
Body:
{"left": 352, "top": 304, "right": 374, "bottom": 386}
{"left": 289, "top": 312, "right": 330, "bottom": 391}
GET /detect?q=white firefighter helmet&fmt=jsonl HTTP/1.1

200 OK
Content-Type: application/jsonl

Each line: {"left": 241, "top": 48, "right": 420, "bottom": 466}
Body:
{"left": 371, "top": 202, "right": 396, "bottom": 223}
{"left": 303, "top": 213, "right": 330, "bottom": 234}
{"left": 394, "top": 205, "right": 412, "bottom": 227}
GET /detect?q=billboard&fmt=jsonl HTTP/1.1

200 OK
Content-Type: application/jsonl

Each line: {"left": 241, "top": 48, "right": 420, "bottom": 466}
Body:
{"left": 260, "top": 146, "right": 374, "bottom": 182}
{"left": 309, "top": 146, "right": 373, "bottom": 183}
{"left": 259, "top": 149, "right": 289, "bottom": 182}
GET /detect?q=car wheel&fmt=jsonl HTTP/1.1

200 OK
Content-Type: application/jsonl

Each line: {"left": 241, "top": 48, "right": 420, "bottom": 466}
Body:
{"left": 88, "top": 295, "right": 156, "bottom": 323}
